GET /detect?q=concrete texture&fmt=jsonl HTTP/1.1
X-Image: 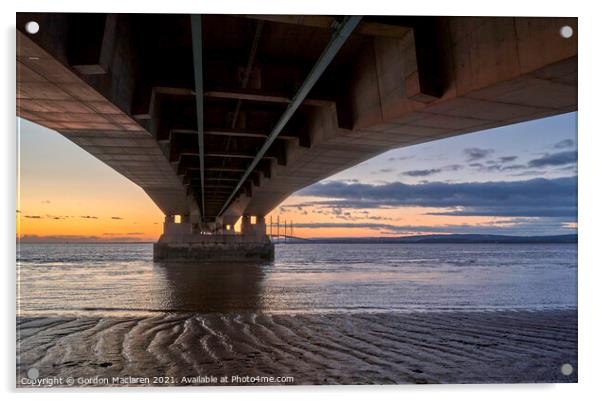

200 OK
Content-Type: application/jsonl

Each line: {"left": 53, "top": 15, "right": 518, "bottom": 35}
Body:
{"left": 153, "top": 241, "right": 274, "bottom": 263}
{"left": 17, "top": 26, "right": 191, "bottom": 216}
{"left": 153, "top": 230, "right": 274, "bottom": 262}
{"left": 153, "top": 218, "right": 274, "bottom": 262}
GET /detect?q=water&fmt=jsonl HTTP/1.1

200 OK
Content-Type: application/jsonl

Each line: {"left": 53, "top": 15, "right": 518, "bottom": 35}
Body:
{"left": 16, "top": 243, "right": 577, "bottom": 316}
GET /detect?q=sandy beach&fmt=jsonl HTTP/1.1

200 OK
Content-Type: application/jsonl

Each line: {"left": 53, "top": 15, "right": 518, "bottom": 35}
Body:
{"left": 17, "top": 309, "right": 577, "bottom": 386}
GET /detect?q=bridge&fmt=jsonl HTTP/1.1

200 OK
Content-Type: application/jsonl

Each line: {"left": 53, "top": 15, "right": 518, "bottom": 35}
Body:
{"left": 16, "top": 13, "right": 577, "bottom": 261}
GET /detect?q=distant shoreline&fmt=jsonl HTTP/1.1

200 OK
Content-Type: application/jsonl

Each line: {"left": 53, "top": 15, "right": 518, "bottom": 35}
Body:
{"left": 16, "top": 241, "right": 155, "bottom": 245}
{"left": 16, "top": 234, "right": 577, "bottom": 245}
{"left": 295, "top": 234, "right": 578, "bottom": 244}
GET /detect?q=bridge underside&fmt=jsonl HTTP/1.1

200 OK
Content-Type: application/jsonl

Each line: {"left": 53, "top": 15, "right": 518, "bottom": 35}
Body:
{"left": 16, "top": 13, "right": 577, "bottom": 261}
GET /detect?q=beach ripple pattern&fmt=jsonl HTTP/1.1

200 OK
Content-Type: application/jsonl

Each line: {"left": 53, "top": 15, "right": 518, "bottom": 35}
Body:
{"left": 16, "top": 310, "right": 577, "bottom": 385}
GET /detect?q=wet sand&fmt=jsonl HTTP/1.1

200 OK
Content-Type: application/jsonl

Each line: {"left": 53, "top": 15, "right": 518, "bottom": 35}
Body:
{"left": 16, "top": 310, "right": 577, "bottom": 386}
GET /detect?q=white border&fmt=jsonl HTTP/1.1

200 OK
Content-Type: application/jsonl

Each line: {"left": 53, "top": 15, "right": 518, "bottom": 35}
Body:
{"left": 3, "top": 1, "right": 601, "bottom": 400}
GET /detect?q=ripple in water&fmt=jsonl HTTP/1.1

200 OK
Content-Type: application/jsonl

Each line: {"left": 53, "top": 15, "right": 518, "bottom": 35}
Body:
{"left": 17, "top": 243, "right": 577, "bottom": 316}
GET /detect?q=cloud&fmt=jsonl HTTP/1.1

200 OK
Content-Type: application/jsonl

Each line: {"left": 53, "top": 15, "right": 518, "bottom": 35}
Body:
{"left": 477, "top": 163, "right": 527, "bottom": 173}
{"left": 21, "top": 214, "right": 72, "bottom": 220}
{"left": 464, "top": 147, "right": 494, "bottom": 161}
{"left": 80, "top": 215, "right": 98, "bottom": 219}
{"left": 297, "top": 176, "right": 577, "bottom": 218}
{"left": 370, "top": 168, "right": 394, "bottom": 174}
{"left": 527, "top": 151, "right": 577, "bottom": 168}
{"left": 284, "top": 207, "right": 393, "bottom": 222}
{"left": 111, "top": 216, "right": 124, "bottom": 220}
{"left": 426, "top": 207, "right": 575, "bottom": 218}
{"left": 46, "top": 215, "right": 67, "bottom": 220}
{"left": 500, "top": 164, "right": 525, "bottom": 170}
{"left": 498, "top": 156, "right": 518, "bottom": 163}
{"left": 469, "top": 155, "right": 524, "bottom": 173}
{"left": 41, "top": 200, "right": 51, "bottom": 204}
{"left": 401, "top": 168, "right": 442, "bottom": 177}
{"left": 293, "top": 222, "right": 426, "bottom": 232}
{"left": 467, "top": 151, "right": 576, "bottom": 175}
{"left": 103, "top": 231, "right": 144, "bottom": 236}
{"left": 388, "top": 155, "right": 414, "bottom": 162}
{"left": 401, "top": 164, "right": 463, "bottom": 177}
{"left": 553, "top": 139, "right": 575, "bottom": 149}
{"left": 292, "top": 219, "right": 575, "bottom": 236}
{"left": 443, "top": 164, "right": 464, "bottom": 171}
{"left": 18, "top": 235, "right": 151, "bottom": 243}
{"left": 510, "top": 170, "right": 547, "bottom": 177}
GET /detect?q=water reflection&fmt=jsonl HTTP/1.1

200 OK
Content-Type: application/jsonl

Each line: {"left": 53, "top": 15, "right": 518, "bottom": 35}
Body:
{"left": 17, "top": 243, "right": 577, "bottom": 316}
{"left": 153, "top": 261, "right": 270, "bottom": 313}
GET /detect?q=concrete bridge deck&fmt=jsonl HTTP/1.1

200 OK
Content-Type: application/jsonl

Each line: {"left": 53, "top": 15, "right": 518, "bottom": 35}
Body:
{"left": 16, "top": 13, "right": 577, "bottom": 261}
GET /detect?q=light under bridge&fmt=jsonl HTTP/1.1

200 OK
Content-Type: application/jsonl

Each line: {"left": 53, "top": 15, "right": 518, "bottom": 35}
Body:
{"left": 16, "top": 13, "right": 577, "bottom": 261}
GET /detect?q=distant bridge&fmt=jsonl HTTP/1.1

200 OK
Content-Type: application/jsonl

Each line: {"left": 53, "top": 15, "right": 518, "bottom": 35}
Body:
{"left": 270, "top": 235, "right": 314, "bottom": 244}
{"left": 16, "top": 13, "right": 577, "bottom": 261}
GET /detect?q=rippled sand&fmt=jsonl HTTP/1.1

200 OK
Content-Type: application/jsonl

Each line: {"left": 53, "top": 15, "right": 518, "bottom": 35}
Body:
{"left": 16, "top": 310, "right": 577, "bottom": 386}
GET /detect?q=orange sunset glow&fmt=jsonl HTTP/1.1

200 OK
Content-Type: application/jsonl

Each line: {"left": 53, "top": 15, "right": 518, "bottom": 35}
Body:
{"left": 17, "top": 112, "right": 577, "bottom": 242}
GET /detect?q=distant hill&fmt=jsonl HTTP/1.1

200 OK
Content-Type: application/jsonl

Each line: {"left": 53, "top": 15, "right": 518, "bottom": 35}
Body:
{"left": 285, "top": 234, "right": 577, "bottom": 244}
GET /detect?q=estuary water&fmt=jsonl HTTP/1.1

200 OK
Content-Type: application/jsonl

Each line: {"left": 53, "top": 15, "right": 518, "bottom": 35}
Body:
{"left": 16, "top": 243, "right": 577, "bottom": 316}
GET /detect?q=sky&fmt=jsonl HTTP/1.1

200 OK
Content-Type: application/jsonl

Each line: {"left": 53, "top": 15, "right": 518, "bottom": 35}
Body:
{"left": 16, "top": 112, "right": 577, "bottom": 242}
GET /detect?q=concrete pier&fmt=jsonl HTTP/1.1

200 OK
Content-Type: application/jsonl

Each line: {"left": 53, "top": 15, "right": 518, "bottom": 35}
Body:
{"left": 153, "top": 216, "right": 274, "bottom": 263}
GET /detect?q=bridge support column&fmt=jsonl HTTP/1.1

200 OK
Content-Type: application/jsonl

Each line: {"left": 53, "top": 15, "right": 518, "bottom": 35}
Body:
{"left": 241, "top": 215, "right": 252, "bottom": 235}
{"left": 255, "top": 216, "right": 266, "bottom": 237}
{"left": 153, "top": 214, "right": 274, "bottom": 263}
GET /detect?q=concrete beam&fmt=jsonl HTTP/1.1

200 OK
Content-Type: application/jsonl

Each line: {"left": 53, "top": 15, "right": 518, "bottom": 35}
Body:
{"left": 205, "top": 167, "right": 246, "bottom": 173}
{"left": 71, "top": 14, "right": 117, "bottom": 75}
{"left": 134, "top": 87, "right": 331, "bottom": 120}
